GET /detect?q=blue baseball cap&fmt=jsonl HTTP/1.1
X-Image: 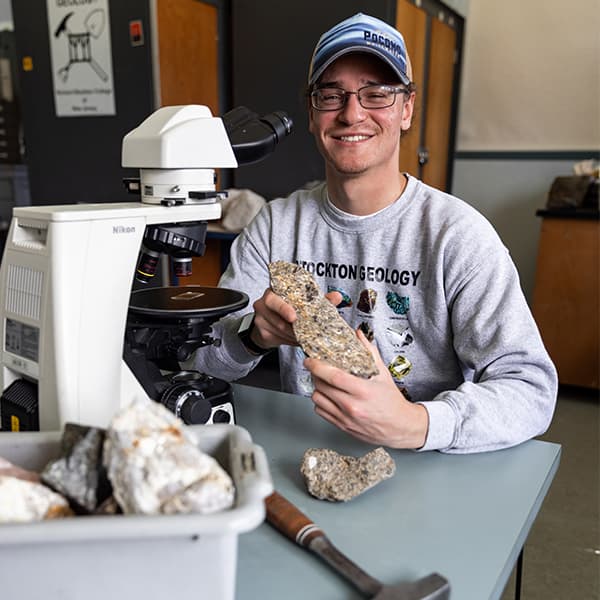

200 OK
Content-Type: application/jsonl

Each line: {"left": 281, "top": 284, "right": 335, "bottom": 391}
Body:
{"left": 308, "top": 13, "right": 411, "bottom": 86}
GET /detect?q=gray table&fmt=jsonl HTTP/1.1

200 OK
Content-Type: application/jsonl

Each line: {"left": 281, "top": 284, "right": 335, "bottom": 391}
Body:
{"left": 232, "top": 384, "right": 561, "bottom": 600}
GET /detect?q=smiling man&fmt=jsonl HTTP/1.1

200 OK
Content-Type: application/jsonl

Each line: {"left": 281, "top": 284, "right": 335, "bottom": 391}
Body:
{"left": 308, "top": 53, "right": 414, "bottom": 214}
{"left": 189, "top": 13, "right": 558, "bottom": 454}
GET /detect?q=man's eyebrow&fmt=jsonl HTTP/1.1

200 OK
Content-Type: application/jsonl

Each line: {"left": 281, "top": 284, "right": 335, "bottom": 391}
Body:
{"left": 316, "top": 79, "right": 384, "bottom": 88}
{"left": 315, "top": 80, "right": 342, "bottom": 88}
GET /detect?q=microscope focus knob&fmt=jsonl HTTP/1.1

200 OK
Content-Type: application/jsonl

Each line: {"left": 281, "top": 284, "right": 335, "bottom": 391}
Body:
{"left": 161, "top": 383, "right": 212, "bottom": 424}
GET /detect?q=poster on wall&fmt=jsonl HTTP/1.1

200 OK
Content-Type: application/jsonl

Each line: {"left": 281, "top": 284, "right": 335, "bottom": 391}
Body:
{"left": 46, "top": 0, "right": 116, "bottom": 117}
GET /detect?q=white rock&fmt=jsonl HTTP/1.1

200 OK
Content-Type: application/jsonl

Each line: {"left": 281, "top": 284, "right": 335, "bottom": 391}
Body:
{"left": 103, "top": 398, "right": 235, "bottom": 515}
{"left": 0, "top": 476, "right": 72, "bottom": 522}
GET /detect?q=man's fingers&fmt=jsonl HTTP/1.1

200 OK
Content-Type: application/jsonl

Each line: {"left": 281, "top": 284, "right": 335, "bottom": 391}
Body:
{"left": 255, "top": 310, "right": 297, "bottom": 345}
{"left": 325, "top": 290, "right": 343, "bottom": 307}
{"left": 312, "top": 388, "right": 348, "bottom": 426}
{"left": 305, "top": 357, "right": 360, "bottom": 396}
{"left": 355, "top": 329, "right": 387, "bottom": 372}
{"left": 356, "top": 327, "right": 374, "bottom": 351}
{"left": 250, "top": 288, "right": 299, "bottom": 345}
{"left": 263, "top": 289, "right": 297, "bottom": 323}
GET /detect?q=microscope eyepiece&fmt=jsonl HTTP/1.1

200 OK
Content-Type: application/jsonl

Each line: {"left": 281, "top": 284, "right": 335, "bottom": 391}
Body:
{"left": 261, "top": 111, "right": 293, "bottom": 141}
{"left": 223, "top": 106, "right": 293, "bottom": 166}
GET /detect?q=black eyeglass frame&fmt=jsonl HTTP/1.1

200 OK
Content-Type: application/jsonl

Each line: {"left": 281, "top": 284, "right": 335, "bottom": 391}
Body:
{"left": 309, "top": 84, "right": 411, "bottom": 111}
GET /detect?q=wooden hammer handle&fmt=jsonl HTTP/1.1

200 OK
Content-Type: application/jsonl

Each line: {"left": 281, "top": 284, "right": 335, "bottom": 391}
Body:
{"left": 265, "top": 491, "right": 326, "bottom": 548}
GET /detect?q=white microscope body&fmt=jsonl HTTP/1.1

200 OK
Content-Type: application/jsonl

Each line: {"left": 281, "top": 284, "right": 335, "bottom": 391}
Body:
{"left": 0, "top": 106, "right": 242, "bottom": 431}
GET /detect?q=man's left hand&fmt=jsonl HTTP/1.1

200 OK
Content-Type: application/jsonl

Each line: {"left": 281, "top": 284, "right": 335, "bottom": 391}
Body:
{"left": 304, "top": 330, "right": 429, "bottom": 449}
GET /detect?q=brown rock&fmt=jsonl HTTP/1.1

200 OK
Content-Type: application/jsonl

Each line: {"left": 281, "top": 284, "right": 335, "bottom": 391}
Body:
{"left": 269, "top": 261, "right": 378, "bottom": 378}
{"left": 300, "top": 447, "right": 395, "bottom": 502}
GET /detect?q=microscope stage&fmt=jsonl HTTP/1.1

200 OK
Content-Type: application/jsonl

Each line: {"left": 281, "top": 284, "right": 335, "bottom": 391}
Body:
{"left": 129, "top": 286, "right": 248, "bottom": 319}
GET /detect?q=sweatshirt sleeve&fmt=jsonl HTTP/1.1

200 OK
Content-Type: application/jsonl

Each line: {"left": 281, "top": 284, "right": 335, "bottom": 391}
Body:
{"left": 418, "top": 235, "right": 558, "bottom": 454}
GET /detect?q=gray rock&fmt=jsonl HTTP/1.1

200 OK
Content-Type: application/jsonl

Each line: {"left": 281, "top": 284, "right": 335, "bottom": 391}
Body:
{"left": 40, "top": 423, "right": 111, "bottom": 513}
{"left": 300, "top": 447, "right": 395, "bottom": 502}
{"left": 269, "top": 261, "right": 378, "bottom": 378}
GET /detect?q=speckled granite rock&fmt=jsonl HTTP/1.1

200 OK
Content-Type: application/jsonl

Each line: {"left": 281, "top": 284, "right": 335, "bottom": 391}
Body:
{"left": 269, "top": 261, "right": 378, "bottom": 378}
{"left": 300, "top": 447, "right": 395, "bottom": 502}
{"left": 103, "top": 398, "right": 234, "bottom": 515}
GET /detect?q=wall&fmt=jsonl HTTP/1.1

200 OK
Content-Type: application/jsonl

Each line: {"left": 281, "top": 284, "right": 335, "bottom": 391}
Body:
{"left": 456, "top": 0, "right": 598, "bottom": 151}
{"left": 452, "top": 159, "right": 576, "bottom": 299}
{"left": 441, "top": 0, "right": 468, "bottom": 18}
{"left": 451, "top": 0, "right": 599, "bottom": 301}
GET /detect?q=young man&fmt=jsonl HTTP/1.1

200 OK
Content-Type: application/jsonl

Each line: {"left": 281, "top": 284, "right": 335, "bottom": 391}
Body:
{"left": 190, "top": 13, "right": 557, "bottom": 453}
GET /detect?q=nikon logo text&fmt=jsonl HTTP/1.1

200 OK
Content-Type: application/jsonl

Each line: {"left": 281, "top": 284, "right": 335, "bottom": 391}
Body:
{"left": 113, "top": 225, "right": 136, "bottom": 234}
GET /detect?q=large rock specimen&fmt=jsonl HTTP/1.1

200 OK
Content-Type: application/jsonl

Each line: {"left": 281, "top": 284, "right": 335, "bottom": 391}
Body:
{"left": 103, "top": 399, "right": 234, "bottom": 515}
{"left": 300, "top": 447, "right": 395, "bottom": 502}
{"left": 269, "top": 261, "right": 378, "bottom": 378}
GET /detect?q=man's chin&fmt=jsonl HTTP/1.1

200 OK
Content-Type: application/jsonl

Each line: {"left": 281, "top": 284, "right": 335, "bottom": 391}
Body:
{"left": 328, "top": 161, "right": 369, "bottom": 177}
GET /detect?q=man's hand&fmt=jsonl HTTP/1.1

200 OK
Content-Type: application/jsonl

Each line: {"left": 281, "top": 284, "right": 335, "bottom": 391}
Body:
{"left": 250, "top": 289, "right": 297, "bottom": 350}
{"left": 250, "top": 289, "right": 343, "bottom": 351}
{"left": 304, "top": 330, "right": 429, "bottom": 449}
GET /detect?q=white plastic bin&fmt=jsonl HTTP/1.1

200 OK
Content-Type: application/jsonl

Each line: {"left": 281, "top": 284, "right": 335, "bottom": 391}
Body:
{"left": 0, "top": 424, "right": 272, "bottom": 600}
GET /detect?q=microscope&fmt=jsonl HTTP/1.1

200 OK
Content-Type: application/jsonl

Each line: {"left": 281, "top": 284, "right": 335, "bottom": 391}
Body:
{"left": 0, "top": 105, "right": 292, "bottom": 431}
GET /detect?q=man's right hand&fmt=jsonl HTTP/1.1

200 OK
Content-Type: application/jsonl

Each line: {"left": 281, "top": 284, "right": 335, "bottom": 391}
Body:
{"left": 251, "top": 288, "right": 343, "bottom": 351}
{"left": 250, "top": 288, "right": 298, "bottom": 350}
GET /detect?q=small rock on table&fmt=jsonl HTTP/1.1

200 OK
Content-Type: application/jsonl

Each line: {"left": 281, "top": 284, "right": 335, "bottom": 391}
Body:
{"left": 300, "top": 447, "right": 395, "bottom": 502}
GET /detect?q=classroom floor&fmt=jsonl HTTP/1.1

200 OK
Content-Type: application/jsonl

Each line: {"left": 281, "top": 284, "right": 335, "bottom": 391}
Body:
{"left": 237, "top": 361, "right": 600, "bottom": 600}
{"left": 500, "top": 384, "right": 599, "bottom": 600}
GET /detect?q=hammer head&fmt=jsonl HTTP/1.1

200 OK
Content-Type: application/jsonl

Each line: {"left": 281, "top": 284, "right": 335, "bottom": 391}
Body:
{"left": 374, "top": 573, "right": 450, "bottom": 600}
{"left": 54, "top": 11, "right": 74, "bottom": 38}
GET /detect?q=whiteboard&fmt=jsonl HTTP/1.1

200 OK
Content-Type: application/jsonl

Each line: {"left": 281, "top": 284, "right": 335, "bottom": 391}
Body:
{"left": 456, "top": 0, "right": 600, "bottom": 151}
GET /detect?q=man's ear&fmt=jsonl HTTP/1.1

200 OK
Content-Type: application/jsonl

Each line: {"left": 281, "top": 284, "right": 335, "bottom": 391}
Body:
{"left": 400, "top": 92, "right": 416, "bottom": 131}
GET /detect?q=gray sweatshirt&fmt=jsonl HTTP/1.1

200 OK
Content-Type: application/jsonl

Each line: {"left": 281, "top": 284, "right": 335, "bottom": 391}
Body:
{"left": 190, "top": 176, "right": 557, "bottom": 453}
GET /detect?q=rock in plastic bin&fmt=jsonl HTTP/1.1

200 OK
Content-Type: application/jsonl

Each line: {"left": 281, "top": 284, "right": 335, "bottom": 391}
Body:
{"left": 103, "top": 398, "right": 235, "bottom": 515}
{"left": 0, "top": 410, "right": 272, "bottom": 600}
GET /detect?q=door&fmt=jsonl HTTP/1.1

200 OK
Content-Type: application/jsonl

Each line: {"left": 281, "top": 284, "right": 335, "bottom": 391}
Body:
{"left": 396, "top": 0, "right": 462, "bottom": 191}
{"left": 422, "top": 17, "right": 456, "bottom": 189}
{"left": 155, "top": 0, "right": 219, "bottom": 113}
{"left": 153, "top": 0, "right": 224, "bottom": 285}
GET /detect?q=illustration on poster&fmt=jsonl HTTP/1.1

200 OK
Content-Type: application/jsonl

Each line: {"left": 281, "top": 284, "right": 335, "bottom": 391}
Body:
{"left": 54, "top": 9, "right": 108, "bottom": 83}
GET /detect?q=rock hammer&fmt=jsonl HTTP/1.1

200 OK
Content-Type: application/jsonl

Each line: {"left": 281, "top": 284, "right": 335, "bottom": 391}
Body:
{"left": 265, "top": 491, "right": 451, "bottom": 600}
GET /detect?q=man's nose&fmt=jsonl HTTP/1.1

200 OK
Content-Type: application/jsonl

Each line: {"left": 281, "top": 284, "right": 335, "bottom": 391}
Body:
{"left": 338, "top": 92, "right": 367, "bottom": 122}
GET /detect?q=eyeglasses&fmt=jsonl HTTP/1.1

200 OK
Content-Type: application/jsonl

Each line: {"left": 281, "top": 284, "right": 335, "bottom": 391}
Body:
{"left": 310, "top": 84, "right": 409, "bottom": 111}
